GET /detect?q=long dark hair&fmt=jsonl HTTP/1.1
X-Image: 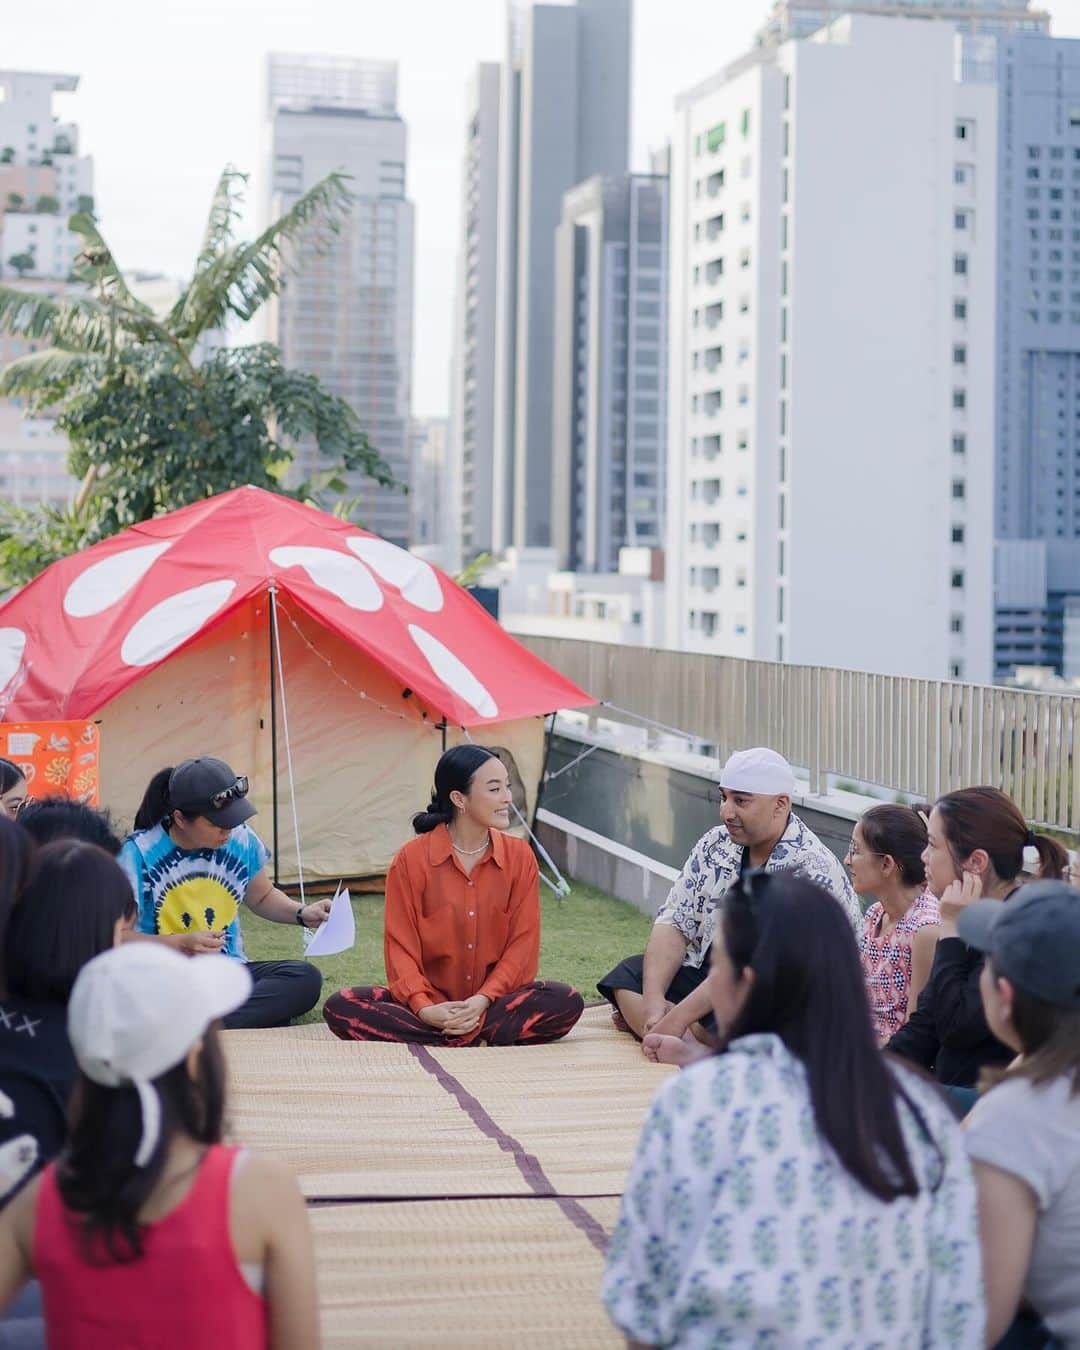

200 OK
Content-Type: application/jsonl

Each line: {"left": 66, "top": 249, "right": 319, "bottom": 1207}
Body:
{"left": 412, "top": 745, "right": 498, "bottom": 834}
{"left": 18, "top": 798, "right": 123, "bottom": 856}
{"left": 133, "top": 767, "right": 174, "bottom": 832}
{"left": 0, "top": 758, "right": 25, "bottom": 796}
{"left": 4, "top": 841, "right": 137, "bottom": 1004}
{"left": 859, "top": 804, "right": 928, "bottom": 886}
{"left": 0, "top": 817, "right": 37, "bottom": 998}
{"left": 721, "top": 873, "right": 924, "bottom": 1201}
{"left": 58, "top": 1027, "right": 226, "bottom": 1263}
{"left": 935, "top": 786, "right": 1066, "bottom": 883}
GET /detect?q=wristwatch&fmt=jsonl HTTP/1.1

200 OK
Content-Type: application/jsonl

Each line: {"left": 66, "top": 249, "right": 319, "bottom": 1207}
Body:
{"left": 295, "top": 904, "right": 306, "bottom": 927}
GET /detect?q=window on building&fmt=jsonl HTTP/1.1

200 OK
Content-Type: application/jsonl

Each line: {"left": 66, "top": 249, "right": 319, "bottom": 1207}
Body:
{"left": 954, "top": 253, "right": 968, "bottom": 276}
{"left": 954, "top": 299, "right": 967, "bottom": 321}
{"left": 952, "top": 525, "right": 965, "bottom": 545}
{"left": 950, "top": 614, "right": 964, "bottom": 634}
{"left": 952, "top": 434, "right": 966, "bottom": 454}
{"left": 707, "top": 122, "right": 726, "bottom": 152}
{"left": 955, "top": 211, "right": 968, "bottom": 231}
{"left": 742, "top": 109, "right": 751, "bottom": 138}
{"left": 952, "top": 479, "right": 966, "bottom": 500}
{"left": 953, "top": 388, "right": 967, "bottom": 410}
{"left": 951, "top": 569, "right": 965, "bottom": 589}
{"left": 955, "top": 120, "right": 973, "bottom": 143}
{"left": 953, "top": 344, "right": 967, "bottom": 365}
{"left": 950, "top": 662, "right": 963, "bottom": 679}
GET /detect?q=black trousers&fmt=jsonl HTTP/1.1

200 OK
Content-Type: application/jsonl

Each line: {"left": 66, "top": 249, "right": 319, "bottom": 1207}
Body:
{"left": 223, "top": 960, "right": 323, "bottom": 1030}
{"left": 597, "top": 953, "right": 717, "bottom": 1035}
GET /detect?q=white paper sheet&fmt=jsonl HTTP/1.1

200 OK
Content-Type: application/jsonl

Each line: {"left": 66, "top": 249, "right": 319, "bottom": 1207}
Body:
{"left": 303, "top": 883, "right": 356, "bottom": 958}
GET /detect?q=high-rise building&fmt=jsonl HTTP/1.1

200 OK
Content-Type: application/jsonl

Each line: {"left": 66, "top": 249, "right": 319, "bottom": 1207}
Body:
{"left": 756, "top": 0, "right": 1047, "bottom": 47}
{"left": 551, "top": 172, "right": 668, "bottom": 572}
{"left": 409, "top": 415, "right": 449, "bottom": 550}
{"left": 264, "top": 54, "right": 414, "bottom": 546}
{"left": 667, "top": 14, "right": 996, "bottom": 681}
{"left": 0, "top": 70, "right": 93, "bottom": 511}
{"left": 490, "top": 0, "right": 632, "bottom": 554}
{"left": 448, "top": 63, "right": 501, "bottom": 561}
{"left": 991, "top": 33, "right": 1080, "bottom": 677}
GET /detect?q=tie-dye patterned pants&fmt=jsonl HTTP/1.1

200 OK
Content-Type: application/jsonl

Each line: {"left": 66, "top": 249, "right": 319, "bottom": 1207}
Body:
{"left": 323, "top": 980, "right": 584, "bottom": 1046}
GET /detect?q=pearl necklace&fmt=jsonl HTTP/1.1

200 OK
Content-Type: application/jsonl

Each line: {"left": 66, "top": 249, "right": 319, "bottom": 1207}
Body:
{"left": 450, "top": 831, "right": 491, "bottom": 856}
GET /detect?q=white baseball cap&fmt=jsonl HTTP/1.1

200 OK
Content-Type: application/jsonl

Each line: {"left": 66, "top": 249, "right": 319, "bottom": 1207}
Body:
{"left": 68, "top": 943, "right": 251, "bottom": 1167}
{"left": 719, "top": 747, "right": 797, "bottom": 797}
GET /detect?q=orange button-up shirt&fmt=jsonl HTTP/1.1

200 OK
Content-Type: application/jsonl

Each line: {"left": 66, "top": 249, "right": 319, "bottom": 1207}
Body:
{"left": 384, "top": 823, "right": 540, "bottom": 1014}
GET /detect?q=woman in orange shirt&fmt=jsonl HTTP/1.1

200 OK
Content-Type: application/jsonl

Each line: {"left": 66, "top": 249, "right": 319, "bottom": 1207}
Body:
{"left": 324, "top": 746, "right": 584, "bottom": 1046}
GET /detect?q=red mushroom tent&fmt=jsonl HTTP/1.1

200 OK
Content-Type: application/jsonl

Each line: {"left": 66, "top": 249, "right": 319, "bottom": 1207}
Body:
{"left": 0, "top": 487, "right": 592, "bottom": 880}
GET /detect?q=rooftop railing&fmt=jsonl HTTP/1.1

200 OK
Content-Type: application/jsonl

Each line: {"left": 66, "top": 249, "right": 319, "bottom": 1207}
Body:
{"left": 517, "top": 636, "right": 1080, "bottom": 836}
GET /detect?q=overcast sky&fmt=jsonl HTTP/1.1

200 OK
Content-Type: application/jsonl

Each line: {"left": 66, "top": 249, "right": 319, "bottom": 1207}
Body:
{"left": 7, "top": 0, "right": 1080, "bottom": 415}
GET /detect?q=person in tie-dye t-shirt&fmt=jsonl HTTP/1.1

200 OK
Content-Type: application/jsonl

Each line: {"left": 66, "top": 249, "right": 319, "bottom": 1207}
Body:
{"left": 119, "top": 758, "right": 329, "bottom": 1029}
{"left": 603, "top": 872, "right": 984, "bottom": 1349}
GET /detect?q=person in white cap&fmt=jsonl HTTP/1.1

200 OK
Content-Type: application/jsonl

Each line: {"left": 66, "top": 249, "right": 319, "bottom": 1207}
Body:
{"left": 0, "top": 944, "right": 318, "bottom": 1349}
{"left": 598, "top": 747, "right": 860, "bottom": 1060}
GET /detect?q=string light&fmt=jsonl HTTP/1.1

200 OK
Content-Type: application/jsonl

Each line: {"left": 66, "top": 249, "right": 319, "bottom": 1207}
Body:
{"left": 274, "top": 598, "right": 446, "bottom": 736}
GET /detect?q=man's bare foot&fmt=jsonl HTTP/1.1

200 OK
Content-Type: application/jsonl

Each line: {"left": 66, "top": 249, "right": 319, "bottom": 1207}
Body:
{"left": 611, "top": 1007, "right": 632, "bottom": 1034}
{"left": 642, "top": 1031, "right": 711, "bottom": 1068}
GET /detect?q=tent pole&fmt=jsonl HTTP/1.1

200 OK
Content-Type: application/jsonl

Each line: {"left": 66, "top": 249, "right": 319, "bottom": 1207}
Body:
{"left": 268, "top": 585, "right": 280, "bottom": 887}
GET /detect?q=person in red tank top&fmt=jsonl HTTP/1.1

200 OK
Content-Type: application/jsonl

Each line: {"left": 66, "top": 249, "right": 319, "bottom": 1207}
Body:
{"left": 0, "top": 943, "right": 318, "bottom": 1349}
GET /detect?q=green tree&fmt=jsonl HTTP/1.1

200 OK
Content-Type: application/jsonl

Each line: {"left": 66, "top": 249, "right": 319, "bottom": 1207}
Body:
{"left": 5, "top": 193, "right": 23, "bottom": 212}
{"left": 34, "top": 195, "right": 60, "bottom": 214}
{"left": 6, "top": 253, "right": 34, "bottom": 278}
{"left": 0, "top": 148, "right": 14, "bottom": 166}
{"left": 75, "top": 193, "right": 94, "bottom": 216}
{"left": 0, "top": 166, "right": 398, "bottom": 588}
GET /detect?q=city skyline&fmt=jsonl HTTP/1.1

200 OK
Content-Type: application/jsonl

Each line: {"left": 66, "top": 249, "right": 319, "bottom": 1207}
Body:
{"left": 0, "top": 0, "right": 791, "bottom": 417}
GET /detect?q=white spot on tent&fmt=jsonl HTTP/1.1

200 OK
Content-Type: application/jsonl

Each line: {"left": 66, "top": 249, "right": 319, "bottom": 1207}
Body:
{"left": 269, "top": 546, "right": 383, "bottom": 611}
{"left": 62, "top": 541, "right": 173, "bottom": 618}
{"left": 0, "top": 629, "right": 26, "bottom": 693}
{"left": 346, "top": 538, "right": 443, "bottom": 612}
{"left": 120, "top": 580, "right": 237, "bottom": 668}
{"left": 407, "top": 624, "right": 498, "bottom": 719}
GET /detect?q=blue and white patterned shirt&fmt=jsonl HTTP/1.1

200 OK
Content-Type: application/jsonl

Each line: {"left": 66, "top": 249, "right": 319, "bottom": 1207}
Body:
{"left": 603, "top": 1034, "right": 985, "bottom": 1349}
{"left": 119, "top": 822, "right": 271, "bottom": 961}
{"left": 655, "top": 814, "right": 861, "bottom": 969}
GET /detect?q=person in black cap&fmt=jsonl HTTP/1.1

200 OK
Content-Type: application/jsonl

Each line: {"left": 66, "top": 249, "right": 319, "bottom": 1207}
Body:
{"left": 959, "top": 882, "right": 1080, "bottom": 1349}
{"left": 118, "top": 758, "right": 330, "bottom": 1029}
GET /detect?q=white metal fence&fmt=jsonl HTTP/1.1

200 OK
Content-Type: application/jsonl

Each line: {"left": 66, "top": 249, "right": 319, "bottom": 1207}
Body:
{"left": 518, "top": 636, "right": 1080, "bottom": 835}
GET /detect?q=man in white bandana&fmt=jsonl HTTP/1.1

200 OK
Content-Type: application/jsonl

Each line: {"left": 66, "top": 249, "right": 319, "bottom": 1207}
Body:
{"left": 598, "top": 747, "right": 860, "bottom": 1056}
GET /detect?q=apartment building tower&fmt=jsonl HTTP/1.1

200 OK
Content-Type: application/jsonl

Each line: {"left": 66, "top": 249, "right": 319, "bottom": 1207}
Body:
{"left": 490, "top": 0, "right": 632, "bottom": 554}
{"left": 667, "top": 15, "right": 996, "bottom": 681}
{"left": 551, "top": 172, "right": 668, "bottom": 572}
{"left": 0, "top": 70, "right": 93, "bottom": 510}
{"left": 448, "top": 63, "right": 501, "bottom": 561}
{"left": 992, "top": 33, "right": 1080, "bottom": 677}
{"left": 264, "top": 54, "right": 414, "bottom": 546}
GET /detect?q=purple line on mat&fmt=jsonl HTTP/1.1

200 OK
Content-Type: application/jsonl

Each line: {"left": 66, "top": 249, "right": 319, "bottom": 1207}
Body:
{"left": 407, "top": 1042, "right": 610, "bottom": 1255}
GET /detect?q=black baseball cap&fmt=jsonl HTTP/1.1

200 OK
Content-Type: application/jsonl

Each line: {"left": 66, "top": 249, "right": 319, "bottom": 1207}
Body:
{"left": 168, "top": 758, "right": 256, "bottom": 830}
{"left": 958, "top": 881, "right": 1080, "bottom": 1010}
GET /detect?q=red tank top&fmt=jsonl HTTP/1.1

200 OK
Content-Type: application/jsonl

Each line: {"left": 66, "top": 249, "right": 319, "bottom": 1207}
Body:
{"left": 33, "top": 1143, "right": 268, "bottom": 1350}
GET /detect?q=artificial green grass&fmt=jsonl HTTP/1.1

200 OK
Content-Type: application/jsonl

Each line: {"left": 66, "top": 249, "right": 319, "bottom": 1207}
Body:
{"left": 238, "top": 881, "right": 654, "bottom": 1024}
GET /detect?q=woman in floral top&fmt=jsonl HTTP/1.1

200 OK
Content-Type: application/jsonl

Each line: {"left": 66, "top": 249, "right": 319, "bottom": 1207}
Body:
{"left": 846, "top": 805, "right": 940, "bottom": 1043}
{"left": 602, "top": 873, "right": 983, "bottom": 1349}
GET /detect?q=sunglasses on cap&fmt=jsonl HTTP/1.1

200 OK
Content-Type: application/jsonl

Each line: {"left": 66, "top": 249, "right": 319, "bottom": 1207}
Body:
{"left": 209, "top": 776, "right": 249, "bottom": 811}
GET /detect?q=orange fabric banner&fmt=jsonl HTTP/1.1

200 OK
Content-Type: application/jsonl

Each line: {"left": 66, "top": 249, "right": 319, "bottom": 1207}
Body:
{"left": 1, "top": 721, "right": 100, "bottom": 805}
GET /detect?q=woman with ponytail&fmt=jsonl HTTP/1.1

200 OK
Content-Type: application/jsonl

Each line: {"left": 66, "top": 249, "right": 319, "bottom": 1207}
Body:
{"left": 886, "top": 786, "right": 1067, "bottom": 1094}
{"left": 324, "top": 746, "right": 583, "bottom": 1045}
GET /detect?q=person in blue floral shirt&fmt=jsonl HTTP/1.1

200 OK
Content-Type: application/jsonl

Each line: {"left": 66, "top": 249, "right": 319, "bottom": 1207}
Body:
{"left": 602, "top": 871, "right": 984, "bottom": 1349}
{"left": 598, "top": 748, "right": 859, "bottom": 1060}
